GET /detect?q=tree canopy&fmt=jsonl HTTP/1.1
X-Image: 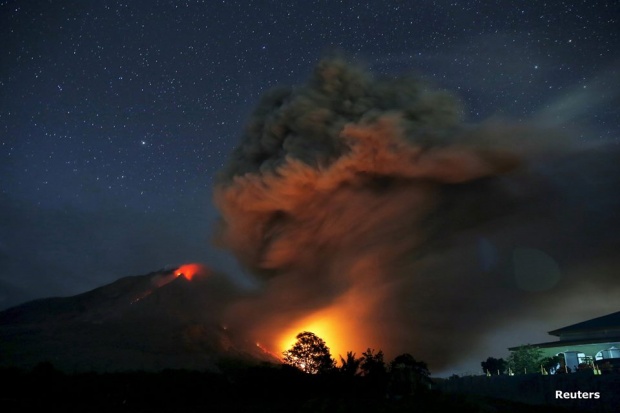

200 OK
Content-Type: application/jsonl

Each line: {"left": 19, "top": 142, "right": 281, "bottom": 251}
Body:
{"left": 390, "top": 353, "right": 430, "bottom": 380}
{"left": 507, "top": 345, "right": 543, "bottom": 374}
{"left": 388, "top": 353, "right": 432, "bottom": 396}
{"left": 360, "top": 348, "right": 387, "bottom": 379}
{"left": 339, "top": 351, "right": 362, "bottom": 377}
{"left": 481, "top": 357, "right": 507, "bottom": 375}
{"left": 282, "top": 331, "right": 336, "bottom": 374}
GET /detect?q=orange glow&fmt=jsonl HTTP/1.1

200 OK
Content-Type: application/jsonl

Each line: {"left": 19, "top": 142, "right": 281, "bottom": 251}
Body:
{"left": 276, "top": 301, "right": 368, "bottom": 365}
{"left": 174, "top": 263, "right": 209, "bottom": 281}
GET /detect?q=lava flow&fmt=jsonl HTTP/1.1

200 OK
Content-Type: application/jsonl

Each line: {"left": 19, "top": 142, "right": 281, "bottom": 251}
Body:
{"left": 174, "top": 263, "right": 209, "bottom": 281}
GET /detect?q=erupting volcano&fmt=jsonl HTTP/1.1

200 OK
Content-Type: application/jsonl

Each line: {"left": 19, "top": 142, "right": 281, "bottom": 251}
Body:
{"left": 174, "top": 263, "right": 210, "bottom": 281}
{"left": 0, "top": 265, "right": 278, "bottom": 372}
{"left": 214, "top": 58, "right": 620, "bottom": 370}
{"left": 2, "top": 59, "right": 618, "bottom": 375}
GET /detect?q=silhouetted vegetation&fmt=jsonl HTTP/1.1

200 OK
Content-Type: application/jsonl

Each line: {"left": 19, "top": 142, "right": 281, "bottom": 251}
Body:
{"left": 481, "top": 356, "right": 507, "bottom": 375}
{"left": 360, "top": 348, "right": 387, "bottom": 381}
{"left": 0, "top": 359, "right": 589, "bottom": 412}
{"left": 388, "top": 353, "right": 432, "bottom": 398}
{"left": 282, "top": 331, "right": 336, "bottom": 374}
{"left": 338, "top": 351, "right": 362, "bottom": 377}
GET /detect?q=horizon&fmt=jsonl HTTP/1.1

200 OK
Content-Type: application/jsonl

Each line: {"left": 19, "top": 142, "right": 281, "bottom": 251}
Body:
{"left": 2, "top": 1, "right": 619, "bottom": 383}
{"left": 3, "top": 263, "right": 616, "bottom": 378}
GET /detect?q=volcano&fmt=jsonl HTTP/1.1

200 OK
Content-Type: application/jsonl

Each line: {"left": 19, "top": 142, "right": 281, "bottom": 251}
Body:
{"left": 0, "top": 266, "right": 279, "bottom": 372}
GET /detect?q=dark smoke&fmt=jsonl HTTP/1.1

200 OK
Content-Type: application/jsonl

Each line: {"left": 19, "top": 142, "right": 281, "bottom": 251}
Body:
{"left": 214, "top": 58, "right": 620, "bottom": 369}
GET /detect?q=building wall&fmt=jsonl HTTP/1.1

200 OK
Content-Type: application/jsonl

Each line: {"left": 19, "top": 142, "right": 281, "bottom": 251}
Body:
{"left": 538, "top": 342, "right": 620, "bottom": 370}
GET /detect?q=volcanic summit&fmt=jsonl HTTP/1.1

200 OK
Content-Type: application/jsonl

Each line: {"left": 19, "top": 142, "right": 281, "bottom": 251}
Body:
{"left": 0, "top": 265, "right": 278, "bottom": 372}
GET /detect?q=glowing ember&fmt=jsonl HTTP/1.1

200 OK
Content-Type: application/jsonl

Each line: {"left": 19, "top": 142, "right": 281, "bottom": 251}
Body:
{"left": 174, "top": 263, "right": 209, "bottom": 280}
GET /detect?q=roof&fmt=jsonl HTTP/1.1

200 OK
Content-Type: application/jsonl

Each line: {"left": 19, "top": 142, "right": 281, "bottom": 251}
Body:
{"left": 548, "top": 311, "right": 620, "bottom": 337}
{"left": 509, "top": 336, "right": 620, "bottom": 351}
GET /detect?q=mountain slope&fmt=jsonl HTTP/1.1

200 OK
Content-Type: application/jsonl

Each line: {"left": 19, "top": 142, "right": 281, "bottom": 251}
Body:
{"left": 0, "top": 267, "right": 278, "bottom": 372}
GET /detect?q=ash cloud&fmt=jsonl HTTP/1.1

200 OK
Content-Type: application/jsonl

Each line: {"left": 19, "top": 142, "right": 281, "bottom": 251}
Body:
{"left": 213, "top": 58, "right": 620, "bottom": 369}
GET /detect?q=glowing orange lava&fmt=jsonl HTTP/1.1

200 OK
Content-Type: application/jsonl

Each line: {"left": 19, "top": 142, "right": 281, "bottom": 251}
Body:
{"left": 276, "top": 300, "right": 369, "bottom": 365}
{"left": 174, "top": 263, "right": 208, "bottom": 280}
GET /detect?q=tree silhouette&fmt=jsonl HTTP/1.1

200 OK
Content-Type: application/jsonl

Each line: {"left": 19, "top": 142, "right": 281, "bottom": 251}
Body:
{"left": 339, "top": 351, "right": 362, "bottom": 377}
{"left": 282, "top": 331, "right": 335, "bottom": 374}
{"left": 388, "top": 353, "right": 431, "bottom": 396}
{"left": 390, "top": 353, "right": 430, "bottom": 380}
{"left": 360, "top": 348, "right": 386, "bottom": 378}
{"left": 481, "top": 357, "right": 507, "bottom": 375}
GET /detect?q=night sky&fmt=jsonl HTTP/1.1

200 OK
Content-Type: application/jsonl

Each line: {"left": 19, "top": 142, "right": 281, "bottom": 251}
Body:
{"left": 1, "top": 1, "right": 619, "bottom": 374}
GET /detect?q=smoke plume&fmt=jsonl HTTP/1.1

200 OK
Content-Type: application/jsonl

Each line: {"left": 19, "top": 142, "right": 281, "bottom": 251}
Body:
{"left": 213, "top": 58, "right": 620, "bottom": 369}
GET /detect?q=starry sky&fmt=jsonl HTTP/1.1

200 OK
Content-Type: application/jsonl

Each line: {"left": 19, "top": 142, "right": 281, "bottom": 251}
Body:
{"left": 1, "top": 0, "right": 619, "bottom": 371}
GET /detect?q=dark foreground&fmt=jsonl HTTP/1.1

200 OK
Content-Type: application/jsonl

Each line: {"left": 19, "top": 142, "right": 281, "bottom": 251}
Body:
{"left": 0, "top": 363, "right": 584, "bottom": 413}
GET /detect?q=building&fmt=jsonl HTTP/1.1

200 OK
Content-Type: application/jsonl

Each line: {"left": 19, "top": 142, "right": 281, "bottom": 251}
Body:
{"left": 510, "top": 311, "right": 620, "bottom": 373}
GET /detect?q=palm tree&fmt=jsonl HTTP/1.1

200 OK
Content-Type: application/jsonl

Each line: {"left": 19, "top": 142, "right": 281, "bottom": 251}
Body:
{"left": 339, "top": 351, "right": 362, "bottom": 376}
